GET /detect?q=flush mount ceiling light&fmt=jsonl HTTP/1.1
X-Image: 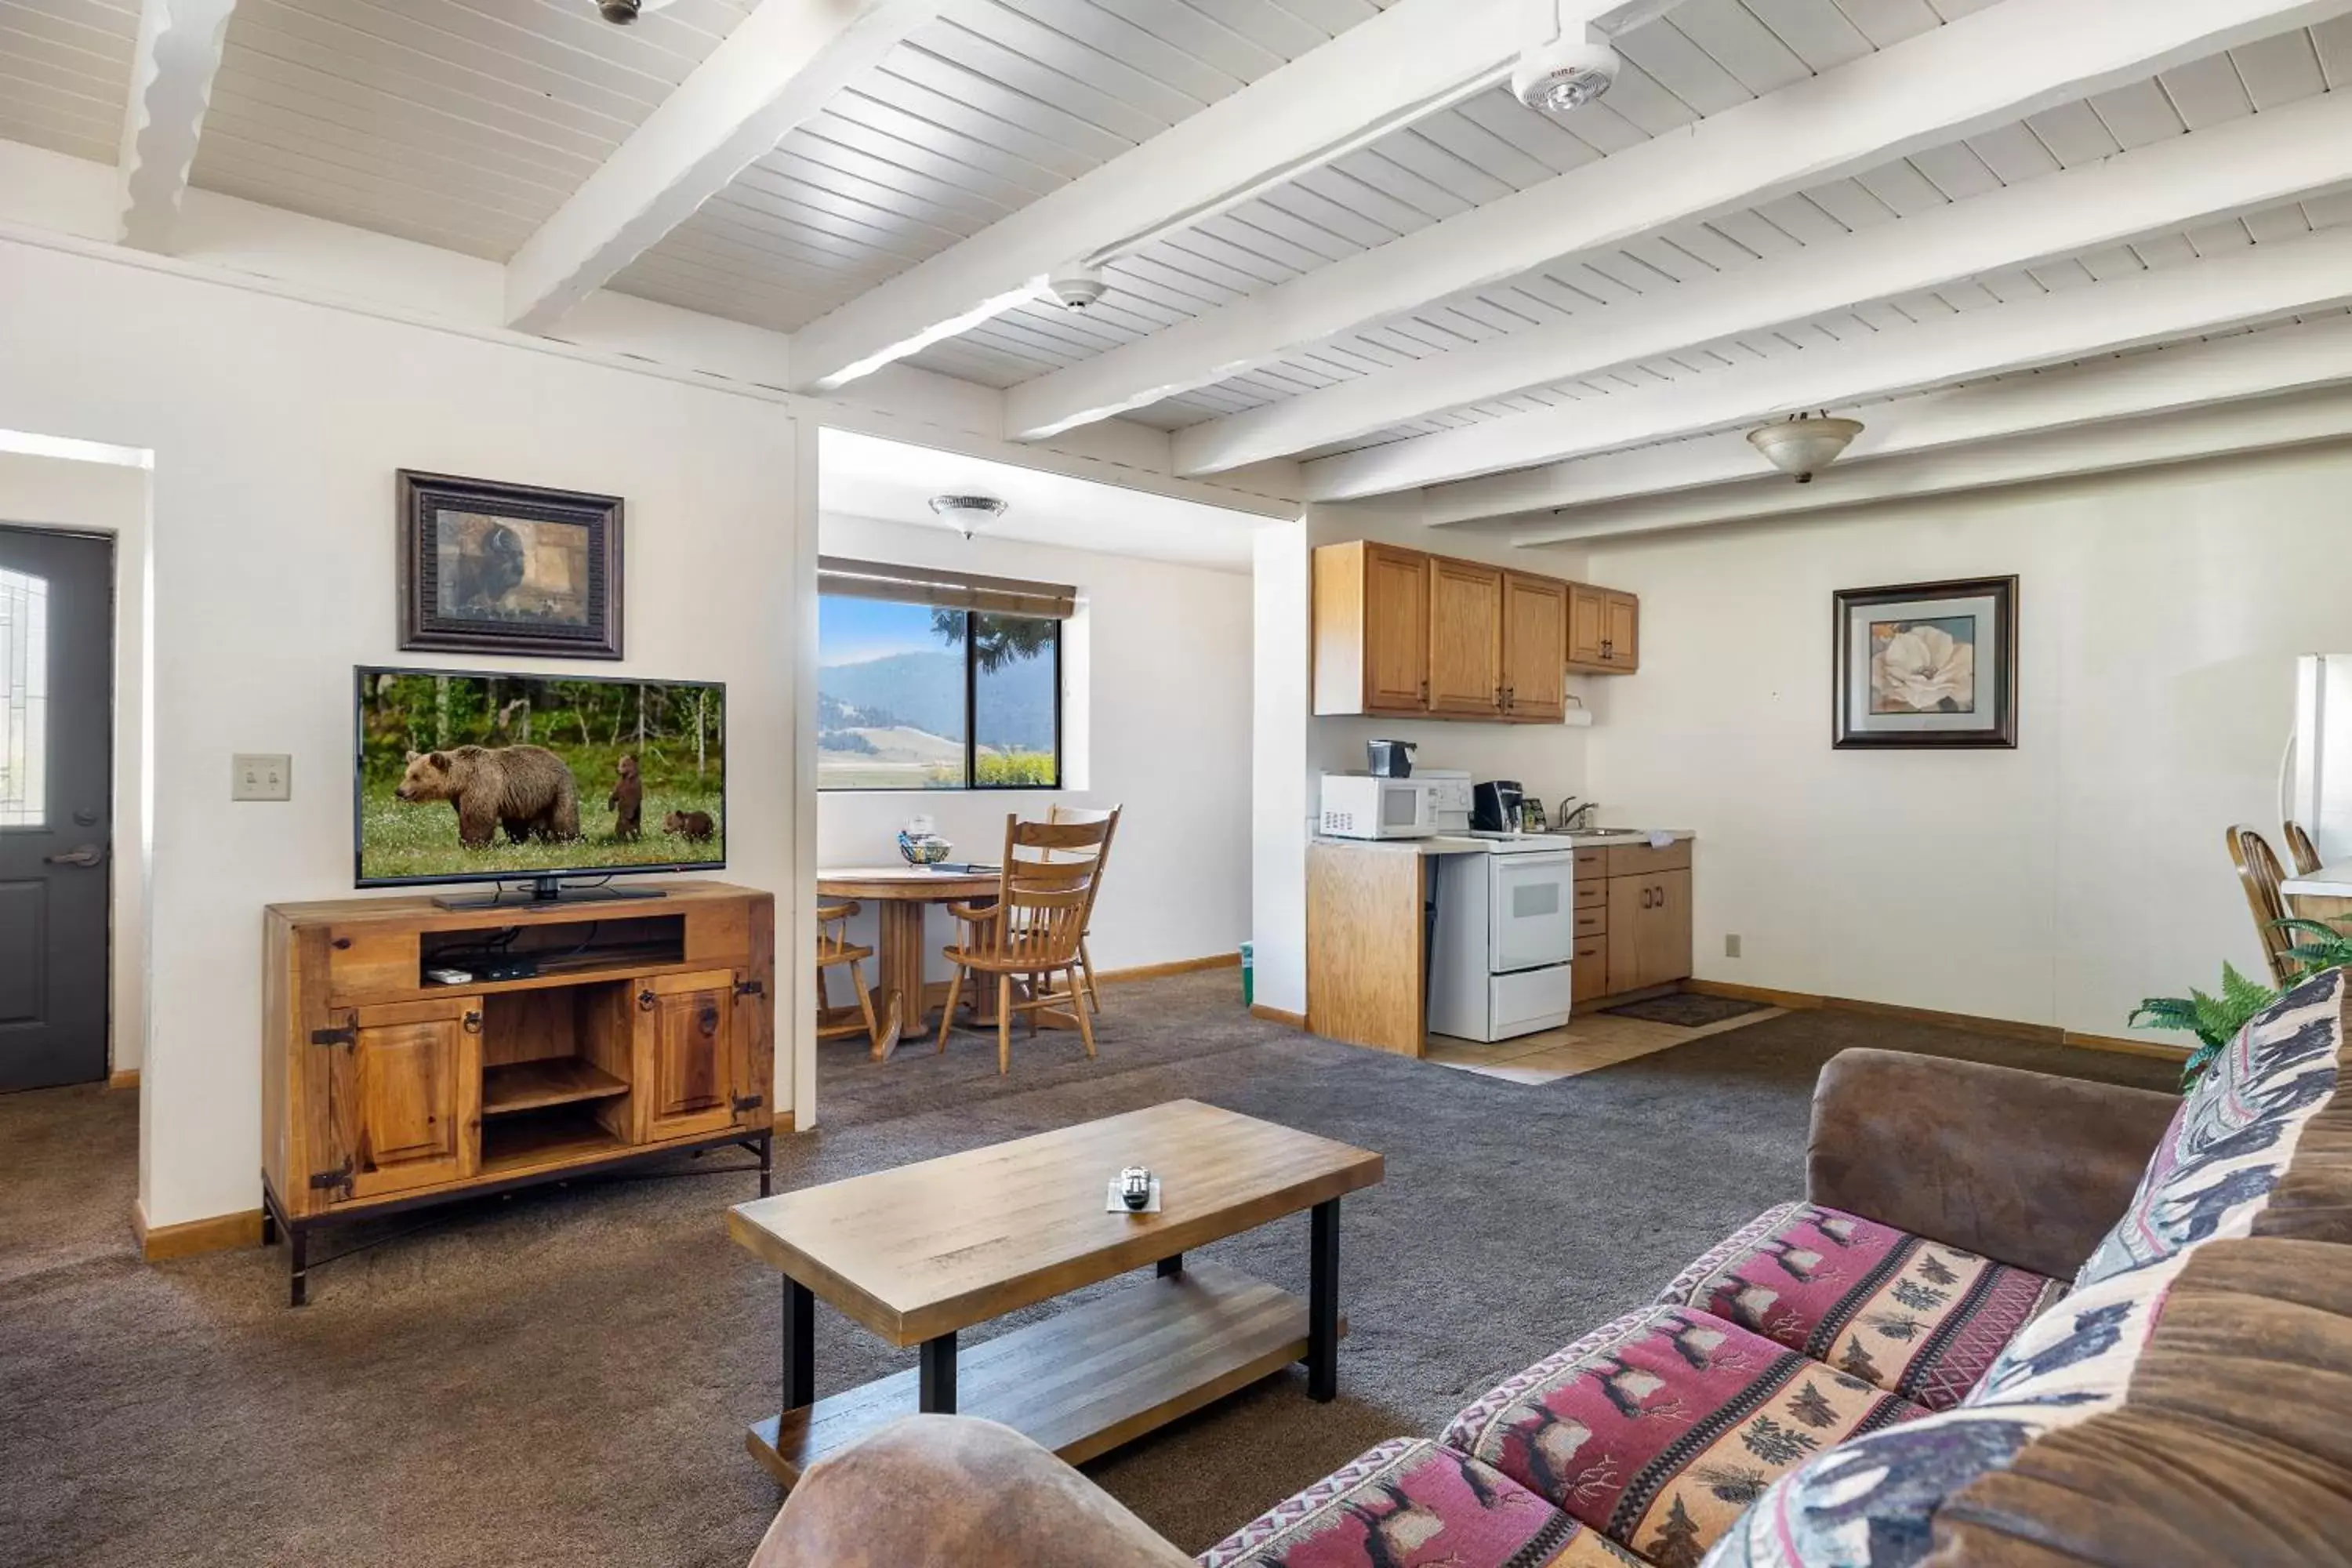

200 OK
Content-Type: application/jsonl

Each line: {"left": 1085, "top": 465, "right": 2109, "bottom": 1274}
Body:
{"left": 1512, "top": 36, "right": 1622, "bottom": 114}
{"left": 928, "top": 493, "right": 1007, "bottom": 539}
{"left": 1747, "top": 413, "right": 1864, "bottom": 484}
{"left": 594, "top": 0, "right": 675, "bottom": 23}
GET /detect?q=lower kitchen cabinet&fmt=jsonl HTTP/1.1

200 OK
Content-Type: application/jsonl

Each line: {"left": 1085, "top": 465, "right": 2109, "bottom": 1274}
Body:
{"left": 1575, "top": 841, "right": 1693, "bottom": 1004}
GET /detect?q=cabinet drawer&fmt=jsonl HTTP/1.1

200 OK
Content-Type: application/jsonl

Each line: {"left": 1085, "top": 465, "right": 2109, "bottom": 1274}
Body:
{"left": 329, "top": 928, "right": 419, "bottom": 1000}
{"left": 1573, "top": 906, "right": 1607, "bottom": 938}
{"left": 1572, "top": 937, "right": 1608, "bottom": 1005}
{"left": 1573, "top": 848, "right": 1605, "bottom": 877}
{"left": 1573, "top": 881, "right": 1606, "bottom": 912}
{"left": 1605, "top": 840, "right": 1690, "bottom": 878}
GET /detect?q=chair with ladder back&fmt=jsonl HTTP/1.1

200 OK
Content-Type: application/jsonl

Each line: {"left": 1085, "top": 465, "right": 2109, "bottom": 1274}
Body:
{"left": 937, "top": 809, "right": 1120, "bottom": 1073}
{"left": 2227, "top": 824, "right": 2300, "bottom": 988}
{"left": 815, "top": 901, "right": 900, "bottom": 1058}
{"left": 2285, "top": 818, "right": 2324, "bottom": 877}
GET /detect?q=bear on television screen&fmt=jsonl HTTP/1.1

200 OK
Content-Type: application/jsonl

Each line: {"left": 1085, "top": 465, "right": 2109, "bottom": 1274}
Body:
{"left": 396, "top": 744, "right": 581, "bottom": 848}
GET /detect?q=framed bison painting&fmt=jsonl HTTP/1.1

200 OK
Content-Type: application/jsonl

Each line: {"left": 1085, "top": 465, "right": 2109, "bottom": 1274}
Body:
{"left": 1833, "top": 575, "right": 2018, "bottom": 749}
{"left": 397, "top": 470, "right": 622, "bottom": 659}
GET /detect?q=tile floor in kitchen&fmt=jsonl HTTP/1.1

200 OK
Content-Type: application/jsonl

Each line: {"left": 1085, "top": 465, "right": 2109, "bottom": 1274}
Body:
{"left": 1424, "top": 1006, "right": 1787, "bottom": 1084}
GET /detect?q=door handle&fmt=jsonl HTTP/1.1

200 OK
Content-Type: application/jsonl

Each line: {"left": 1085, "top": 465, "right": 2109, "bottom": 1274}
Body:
{"left": 45, "top": 844, "right": 106, "bottom": 868}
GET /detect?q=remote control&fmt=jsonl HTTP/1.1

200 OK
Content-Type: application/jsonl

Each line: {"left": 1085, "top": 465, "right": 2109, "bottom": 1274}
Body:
{"left": 1120, "top": 1166, "right": 1152, "bottom": 1211}
{"left": 426, "top": 967, "right": 474, "bottom": 985}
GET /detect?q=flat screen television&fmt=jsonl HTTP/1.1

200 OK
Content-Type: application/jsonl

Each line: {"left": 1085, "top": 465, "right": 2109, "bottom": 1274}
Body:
{"left": 355, "top": 666, "right": 724, "bottom": 902}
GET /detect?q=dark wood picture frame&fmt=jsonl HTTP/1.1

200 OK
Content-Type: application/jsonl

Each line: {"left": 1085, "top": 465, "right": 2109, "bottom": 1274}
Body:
{"left": 397, "top": 470, "right": 623, "bottom": 659}
{"left": 1832, "top": 575, "right": 2018, "bottom": 750}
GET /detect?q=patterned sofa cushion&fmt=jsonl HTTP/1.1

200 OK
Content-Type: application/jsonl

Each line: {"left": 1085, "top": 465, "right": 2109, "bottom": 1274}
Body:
{"left": 1656, "top": 1203, "right": 2065, "bottom": 1412}
{"left": 2076, "top": 969, "right": 2352, "bottom": 1290}
{"left": 1196, "top": 1437, "right": 1647, "bottom": 1568}
{"left": 1443, "top": 1305, "right": 1922, "bottom": 1567}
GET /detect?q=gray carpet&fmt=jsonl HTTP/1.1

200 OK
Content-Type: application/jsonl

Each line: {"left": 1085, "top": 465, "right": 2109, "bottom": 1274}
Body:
{"left": 0, "top": 973, "right": 2176, "bottom": 1568}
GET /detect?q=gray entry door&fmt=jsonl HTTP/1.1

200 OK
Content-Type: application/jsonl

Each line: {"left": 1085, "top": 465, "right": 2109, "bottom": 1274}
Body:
{"left": 0, "top": 527, "right": 113, "bottom": 1092}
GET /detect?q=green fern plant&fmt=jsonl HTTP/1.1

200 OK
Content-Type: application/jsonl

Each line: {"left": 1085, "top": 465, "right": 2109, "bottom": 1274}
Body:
{"left": 2133, "top": 921, "right": 2352, "bottom": 1091}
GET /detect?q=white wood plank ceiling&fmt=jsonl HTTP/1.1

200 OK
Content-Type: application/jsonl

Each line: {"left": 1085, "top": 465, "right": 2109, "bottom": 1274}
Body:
{"left": 0, "top": 0, "right": 141, "bottom": 163}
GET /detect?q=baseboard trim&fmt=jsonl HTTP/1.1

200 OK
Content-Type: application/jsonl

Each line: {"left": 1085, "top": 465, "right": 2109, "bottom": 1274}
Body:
{"left": 1682, "top": 980, "right": 2190, "bottom": 1059}
{"left": 107, "top": 1068, "right": 140, "bottom": 1091}
{"left": 1095, "top": 953, "right": 1241, "bottom": 984}
{"left": 1250, "top": 1003, "right": 1308, "bottom": 1030}
{"left": 133, "top": 1200, "right": 263, "bottom": 1261}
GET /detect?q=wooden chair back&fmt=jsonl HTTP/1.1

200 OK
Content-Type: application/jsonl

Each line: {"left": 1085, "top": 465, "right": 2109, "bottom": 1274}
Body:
{"left": 2227, "top": 824, "right": 2299, "bottom": 986}
{"left": 815, "top": 900, "right": 862, "bottom": 963}
{"left": 2284, "top": 818, "right": 2323, "bottom": 877}
{"left": 967, "top": 811, "right": 1120, "bottom": 972}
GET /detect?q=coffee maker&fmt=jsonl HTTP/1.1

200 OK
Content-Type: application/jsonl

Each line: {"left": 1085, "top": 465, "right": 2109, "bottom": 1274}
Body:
{"left": 1471, "top": 779, "right": 1524, "bottom": 833}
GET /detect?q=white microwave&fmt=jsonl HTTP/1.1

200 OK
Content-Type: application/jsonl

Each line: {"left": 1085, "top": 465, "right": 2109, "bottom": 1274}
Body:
{"left": 1319, "top": 773, "right": 1438, "bottom": 840}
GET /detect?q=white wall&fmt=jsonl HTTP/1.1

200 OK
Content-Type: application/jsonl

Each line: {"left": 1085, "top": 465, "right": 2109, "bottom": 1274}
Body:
{"left": 1577, "top": 441, "right": 2352, "bottom": 1040}
{"left": 0, "top": 453, "right": 151, "bottom": 1097}
{"left": 816, "top": 513, "right": 1254, "bottom": 981}
{"left": 1247, "top": 493, "right": 1595, "bottom": 1015}
{"left": 0, "top": 236, "right": 804, "bottom": 1229}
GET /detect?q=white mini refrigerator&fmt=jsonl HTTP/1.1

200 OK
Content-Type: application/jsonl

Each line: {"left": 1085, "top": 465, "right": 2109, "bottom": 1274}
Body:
{"left": 1425, "top": 847, "right": 1578, "bottom": 1041}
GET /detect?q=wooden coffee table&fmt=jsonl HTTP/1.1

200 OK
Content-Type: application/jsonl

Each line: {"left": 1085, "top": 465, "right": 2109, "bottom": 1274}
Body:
{"left": 726, "top": 1099, "right": 1385, "bottom": 1486}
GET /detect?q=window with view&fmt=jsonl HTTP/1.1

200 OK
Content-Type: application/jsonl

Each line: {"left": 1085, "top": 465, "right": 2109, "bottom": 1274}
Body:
{"left": 817, "top": 565, "right": 1064, "bottom": 791}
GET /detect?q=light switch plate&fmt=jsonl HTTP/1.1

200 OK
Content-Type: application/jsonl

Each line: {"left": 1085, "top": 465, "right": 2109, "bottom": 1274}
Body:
{"left": 233, "top": 753, "right": 292, "bottom": 801}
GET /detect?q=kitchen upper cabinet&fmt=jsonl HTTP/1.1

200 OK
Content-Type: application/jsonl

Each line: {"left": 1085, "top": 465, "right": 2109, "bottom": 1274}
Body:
{"left": 1501, "top": 572, "right": 1568, "bottom": 722}
{"left": 1567, "top": 583, "right": 1639, "bottom": 673}
{"left": 1315, "top": 542, "right": 1628, "bottom": 721}
{"left": 1313, "top": 540, "right": 1428, "bottom": 716}
{"left": 1427, "top": 557, "right": 1504, "bottom": 716}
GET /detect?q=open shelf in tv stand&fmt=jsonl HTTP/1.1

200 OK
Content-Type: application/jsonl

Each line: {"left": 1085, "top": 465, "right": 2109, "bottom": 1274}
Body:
{"left": 260, "top": 880, "right": 776, "bottom": 1305}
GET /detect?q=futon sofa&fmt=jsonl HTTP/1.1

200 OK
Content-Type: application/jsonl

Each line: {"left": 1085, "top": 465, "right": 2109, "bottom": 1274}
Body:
{"left": 750, "top": 971, "right": 2352, "bottom": 1568}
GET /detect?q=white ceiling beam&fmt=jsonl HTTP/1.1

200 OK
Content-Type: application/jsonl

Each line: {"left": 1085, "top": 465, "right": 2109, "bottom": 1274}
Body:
{"left": 116, "top": 0, "right": 238, "bottom": 252}
{"left": 505, "top": 0, "right": 944, "bottom": 336}
{"left": 1304, "top": 224, "right": 2352, "bottom": 502}
{"left": 784, "top": 0, "right": 1536, "bottom": 392}
{"left": 1004, "top": 0, "right": 2352, "bottom": 442}
{"left": 1175, "top": 91, "right": 2352, "bottom": 476}
{"left": 1493, "top": 313, "right": 2352, "bottom": 539}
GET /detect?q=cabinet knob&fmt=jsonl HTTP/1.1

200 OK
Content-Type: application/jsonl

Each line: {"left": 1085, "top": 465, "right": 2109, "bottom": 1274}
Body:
{"left": 462, "top": 1010, "right": 482, "bottom": 1034}
{"left": 638, "top": 989, "right": 657, "bottom": 1011}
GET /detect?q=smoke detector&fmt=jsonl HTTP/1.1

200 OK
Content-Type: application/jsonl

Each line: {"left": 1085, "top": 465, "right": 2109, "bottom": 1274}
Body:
{"left": 1746, "top": 413, "right": 1864, "bottom": 484}
{"left": 928, "top": 493, "right": 1007, "bottom": 539}
{"left": 1512, "top": 37, "right": 1621, "bottom": 114}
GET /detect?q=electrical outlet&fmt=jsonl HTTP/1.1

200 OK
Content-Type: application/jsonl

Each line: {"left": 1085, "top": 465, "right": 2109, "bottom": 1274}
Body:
{"left": 1724, "top": 933, "right": 1742, "bottom": 959}
{"left": 232, "top": 753, "right": 292, "bottom": 801}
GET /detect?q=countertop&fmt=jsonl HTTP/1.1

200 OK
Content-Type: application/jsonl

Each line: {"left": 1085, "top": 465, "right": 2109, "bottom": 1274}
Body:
{"left": 2284, "top": 863, "right": 2352, "bottom": 898}
{"left": 1312, "top": 830, "right": 1694, "bottom": 855}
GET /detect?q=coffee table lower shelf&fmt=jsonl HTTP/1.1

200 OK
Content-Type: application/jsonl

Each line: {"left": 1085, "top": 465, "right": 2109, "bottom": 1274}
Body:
{"left": 746, "top": 1260, "right": 1345, "bottom": 1486}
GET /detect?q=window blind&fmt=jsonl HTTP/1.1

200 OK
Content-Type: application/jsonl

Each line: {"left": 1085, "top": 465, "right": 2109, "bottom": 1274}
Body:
{"left": 817, "top": 557, "right": 1076, "bottom": 620}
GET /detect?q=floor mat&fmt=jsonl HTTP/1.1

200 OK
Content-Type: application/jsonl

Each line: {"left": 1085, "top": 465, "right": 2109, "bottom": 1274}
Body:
{"left": 1600, "top": 993, "right": 1771, "bottom": 1027}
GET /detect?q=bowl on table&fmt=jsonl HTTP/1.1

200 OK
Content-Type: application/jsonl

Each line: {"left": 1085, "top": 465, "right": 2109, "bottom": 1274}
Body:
{"left": 897, "top": 831, "right": 952, "bottom": 866}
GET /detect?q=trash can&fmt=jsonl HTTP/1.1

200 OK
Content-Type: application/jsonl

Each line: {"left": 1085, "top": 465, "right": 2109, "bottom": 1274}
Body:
{"left": 1240, "top": 940, "right": 1254, "bottom": 1006}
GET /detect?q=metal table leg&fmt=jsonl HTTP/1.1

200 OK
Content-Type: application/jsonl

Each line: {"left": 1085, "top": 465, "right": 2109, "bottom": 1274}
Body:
{"left": 919, "top": 1332, "right": 957, "bottom": 1414}
{"left": 1307, "top": 1198, "right": 1339, "bottom": 1402}
{"left": 1157, "top": 1254, "right": 1184, "bottom": 1278}
{"left": 783, "top": 1278, "right": 815, "bottom": 1417}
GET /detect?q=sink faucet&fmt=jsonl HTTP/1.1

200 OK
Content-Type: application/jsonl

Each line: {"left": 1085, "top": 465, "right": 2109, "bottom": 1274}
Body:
{"left": 1559, "top": 797, "right": 1599, "bottom": 831}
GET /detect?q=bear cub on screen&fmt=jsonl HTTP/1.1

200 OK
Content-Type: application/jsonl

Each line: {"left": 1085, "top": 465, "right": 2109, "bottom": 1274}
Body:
{"left": 665, "top": 810, "right": 717, "bottom": 843}
{"left": 608, "top": 755, "right": 643, "bottom": 841}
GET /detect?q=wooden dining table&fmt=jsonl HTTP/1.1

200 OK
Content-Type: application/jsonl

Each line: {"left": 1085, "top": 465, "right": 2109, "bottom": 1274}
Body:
{"left": 817, "top": 865, "right": 1000, "bottom": 1060}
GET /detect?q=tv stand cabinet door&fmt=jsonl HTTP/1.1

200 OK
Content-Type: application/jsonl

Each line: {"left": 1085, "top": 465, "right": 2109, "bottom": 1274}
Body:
{"left": 326, "top": 995, "right": 483, "bottom": 1201}
{"left": 633, "top": 970, "right": 739, "bottom": 1140}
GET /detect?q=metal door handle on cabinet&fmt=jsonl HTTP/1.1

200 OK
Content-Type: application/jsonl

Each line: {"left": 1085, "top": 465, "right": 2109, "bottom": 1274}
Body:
{"left": 638, "top": 989, "right": 657, "bottom": 1011}
{"left": 462, "top": 1010, "right": 483, "bottom": 1034}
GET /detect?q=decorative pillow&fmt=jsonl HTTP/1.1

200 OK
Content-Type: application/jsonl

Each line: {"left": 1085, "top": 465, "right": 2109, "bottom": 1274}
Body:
{"left": 1697, "top": 1247, "right": 2181, "bottom": 1568}
{"left": 1195, "top": 1437, "right": 1645, "bottom": 1568}
{"left": 2076, "top": 969, "right": 2352, "bottom": 1290}
{"left": 1444, "top": 1306, "right": 1922, "bottom": 1567}
{"left": 1657, "top": 1203, "right": 2065, "bottom": 1411}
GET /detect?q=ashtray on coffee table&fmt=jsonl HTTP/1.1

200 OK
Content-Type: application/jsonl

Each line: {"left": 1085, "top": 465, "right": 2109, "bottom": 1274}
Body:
{"left": 725, "top": 1099, "right": 1384, "bottom": 1487}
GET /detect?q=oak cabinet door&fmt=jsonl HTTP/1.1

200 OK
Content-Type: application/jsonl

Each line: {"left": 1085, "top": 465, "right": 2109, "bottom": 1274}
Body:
{"left": 1605, "top": 879, "right": 1647, "bottom": 995}
{"left": 1603, "top": 591, "right": 1640, "bottom": 672}
{"left": 635, "top": 969, "right": 739, "bottom": 1139}
{"left": 1646, "top": 869, "right": 1692, "bottom": 985}
{"left": 1501, "top": 572, "right": 1568, "bottom": 720}
{"left": 1567, "top": 583, "right": 1608, "bottom": 666}
{"left": 1362, "top": 543, "right": 1430, "bottom": 711}
{"left": 326, "top": 995, "right": 481, "bottom": 1201}
{"left": 1427, "top": 558, "right": 1503, "bottom": 715}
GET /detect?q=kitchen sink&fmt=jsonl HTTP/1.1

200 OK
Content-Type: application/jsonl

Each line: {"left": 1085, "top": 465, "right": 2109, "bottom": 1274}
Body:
{"left": 1563, "top": 826, "right": 1646, "bottom": 837}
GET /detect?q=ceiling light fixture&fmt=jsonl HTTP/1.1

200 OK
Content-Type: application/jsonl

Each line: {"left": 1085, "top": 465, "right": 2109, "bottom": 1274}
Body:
{"left": 1746, "top": 413, "right": 1864, "bottom": 483}
{"left": 594, "top": 0, "right": 675, "bottom": 24}
{"left": 1512, "top": 37, "right": 1621, "bottom": 114}
{"left": 928, "top": 493, "right": 1007, "bottom": 539}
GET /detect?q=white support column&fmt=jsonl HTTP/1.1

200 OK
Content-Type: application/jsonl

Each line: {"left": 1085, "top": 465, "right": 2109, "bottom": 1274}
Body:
{"left": 1174, "top": 90, "right": 2352, "bottom": 476}
{"left": 115, "top": 0, "right": 238, "bottom": 253}
{"left": 1004, "top": 0, "right": 2352, "bottom": 441}
{"left": 504, "top": 0, "right": 946, "bottom": 337}
{"left": 1301, "top": 223, "right": 2352, "bottom": 502}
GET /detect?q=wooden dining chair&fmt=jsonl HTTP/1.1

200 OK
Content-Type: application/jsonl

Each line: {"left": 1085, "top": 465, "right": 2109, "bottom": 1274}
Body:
{"left": 815, "top": 901, "right": 901, "bottom": 1059}
{"left": 2227, "top": 824, "right": 2299, "bottom": 987}
{"left": 2284, "top": 818, "right": 2324, "bottom": 877}
{"left": 938, "top": 810, "right": 1120, "bottom": 1073}
{"left": 1048, "top": 802, "right": 1119, "bottom": 1015}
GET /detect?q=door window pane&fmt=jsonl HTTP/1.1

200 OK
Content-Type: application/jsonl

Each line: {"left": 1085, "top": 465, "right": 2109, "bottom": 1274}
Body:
{"left": 0, "top": 568, "right": 46, "bottom": 827}
{"left": 971, "top": 613, "right": 1058, "bottom": 788}
{"left": 817, "top": 597, "right": 967, "bottom": 789}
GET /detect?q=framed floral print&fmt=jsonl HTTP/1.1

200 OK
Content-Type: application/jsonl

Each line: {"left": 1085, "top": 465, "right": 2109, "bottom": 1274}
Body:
{"left": 397, "top": 470, "right": 622, "bottom": 659}
{"left": 1833, "top": 575, "right": 2018, "bottom": 749}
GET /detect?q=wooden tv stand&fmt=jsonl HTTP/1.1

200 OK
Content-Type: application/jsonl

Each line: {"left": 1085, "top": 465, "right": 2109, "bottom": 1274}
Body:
{"left": 260, "top": 880, "right": 775, "bottom": 1305}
